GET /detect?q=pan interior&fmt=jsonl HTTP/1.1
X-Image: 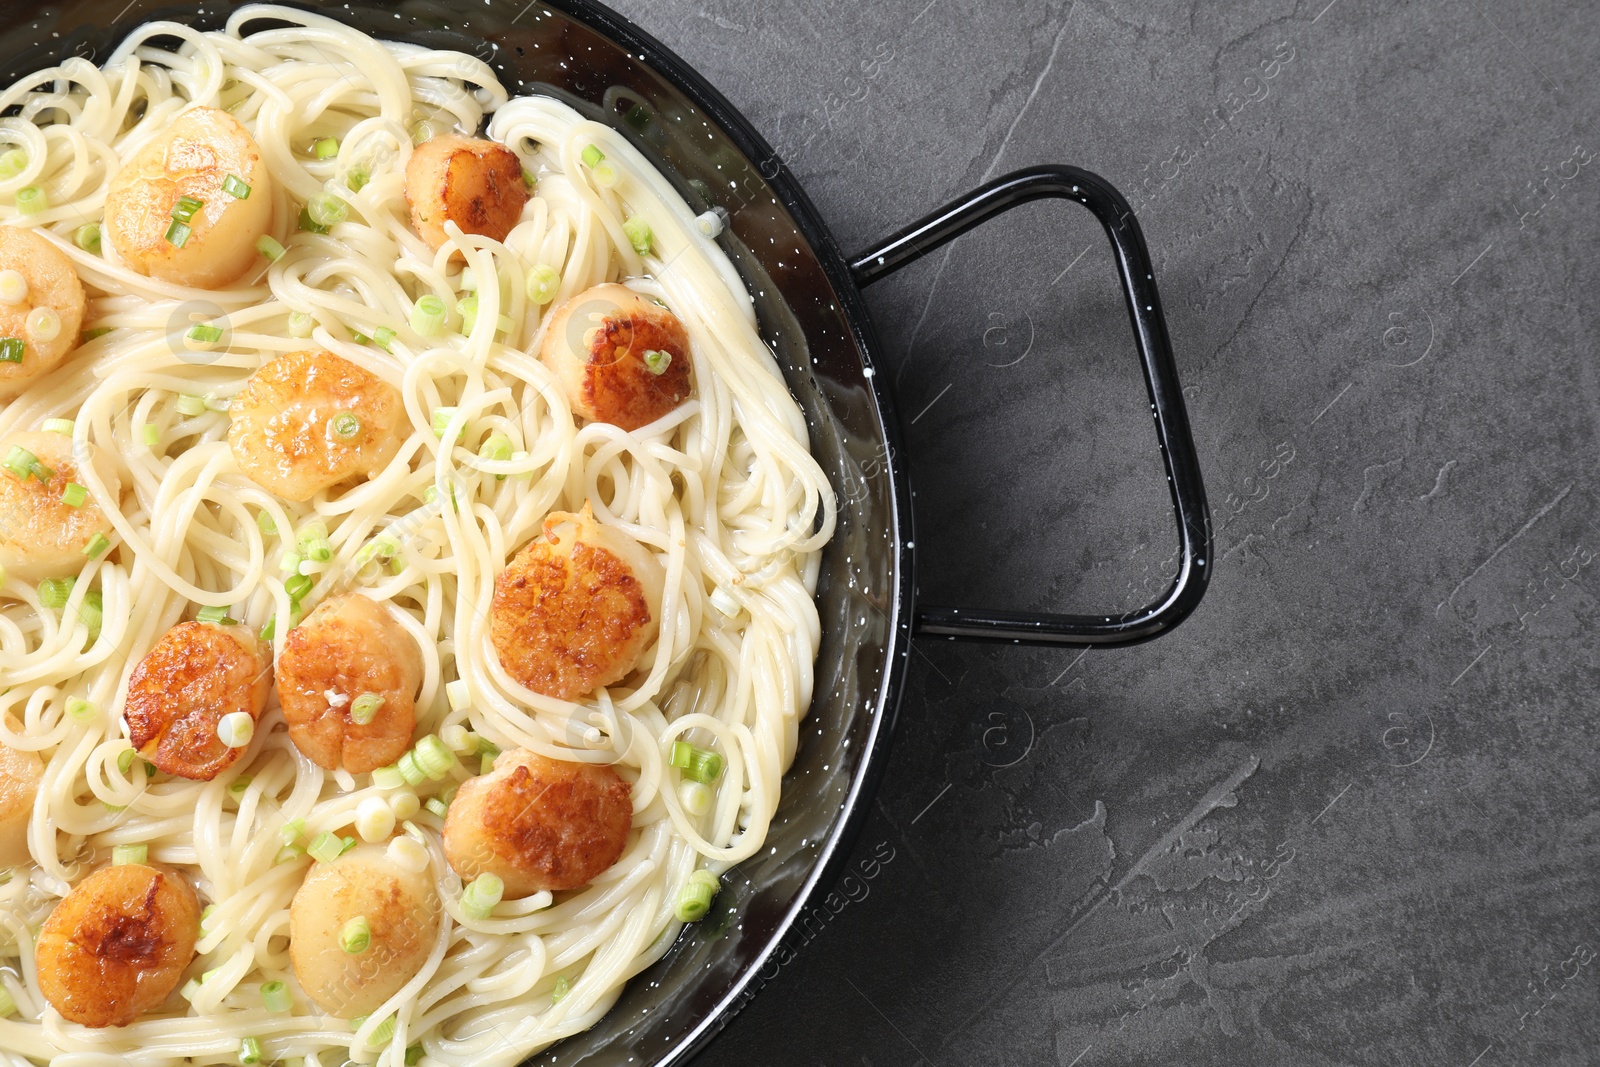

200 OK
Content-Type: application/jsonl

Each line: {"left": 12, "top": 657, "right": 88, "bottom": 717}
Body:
{"left": 0, "top": 2, "right": 906, "bottom": 1064}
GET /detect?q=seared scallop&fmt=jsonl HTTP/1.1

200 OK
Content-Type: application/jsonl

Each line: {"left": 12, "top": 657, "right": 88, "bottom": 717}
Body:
{"left": 443, "top": 748, "right": 632, "bottom": 897}
{"left": 0, "top": 432, "right": 120, "bottom": 582}
{"left": 35, "top": 863, "right": 201, "bottom": 1028}
{"left": 288, "top": 844, "right": 440, "bottom": 1018}
{"left": 0, "top": 741, "right": 43, "bottom": 868}
{"left": 0, "top": 227, "right": 87, "bottom": 401}
{"left": 490, "top": 504, "right": 664, "bottom": 701}
{"left": 277, "top": 593, "right": 422, "bottom": 774}
{"left": 404, "top": 134, "right": 527, "bottom": 252}
{"left": 103, "top": 106, "right": 275, "bottom": 289}
{"left": 227, "top": 349, "right": 405, "bottom": 502}
{"left": 539, "top": 283, "right": 692, "bottom": 431}
{"left": 124, "top": 621, "right": 271, "bottom": 781}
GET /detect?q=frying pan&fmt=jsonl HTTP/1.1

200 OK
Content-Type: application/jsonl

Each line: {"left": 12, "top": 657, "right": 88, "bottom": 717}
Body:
{"left": 0, "top": 1, "right": 1213, "bottom": 1063}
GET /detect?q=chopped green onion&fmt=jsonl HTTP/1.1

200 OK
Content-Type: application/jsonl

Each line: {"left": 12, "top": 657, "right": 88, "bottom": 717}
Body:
{"left": 372, "top": 326, "right": 395, "bottom": 352}
{"left": 111, "top": 843, "right": 147, "bottom": 866}
{"left": 217, "top": 710, "right": 254, "bottom": 748}
{"left": 367, "top": 1015, "right": 397, "bottom": 1047}
{"left": 196, "top": 605, "right": 235, "bottom": 626}
{"left": 227, "top": 776, "right": 252, "bottom": 798}
{"left": 413, "top": 735, "right": 456, "bottom": 781}
{"left": 185, "top": 323, "right": 223, "bottom": 344}
{"left": 346, "top": 167, "right": 370, "bottom": 193}
{"left": 81, "top": 327, "right": 113, "bottom": 342}
{"left": 2, "top": 446, "right": 31, "bottom": 480}
{"left": 38, "top": 577, "right": 73, "bottom": 609}
{"left": 255, "top": 234, "right": 285, "bottom": 261}
{"left": 170, "top": 195, "right": 204, "bottom": 224}
{"left": 307, "top": 830, "right": 344, "bottom": 863}
{"left": 73, "top": 223, "right": 101, "bottom": 253}
{"left": 592, "top": 160, "right": 617, "bottom": 187}
{"left": 287, "top": 310, "right": 315, "bottom": 337}
{"left": 80, "top": 590, "right": 102, "bottom": 643}
{"left": 410, "top": 294, "right": 446, "bottom": 336}
{"left": 411, "top": 120, "right": 434, "bottom": 144}
{"left": 165, "top": 219, "right": 191, "bottom": 247}
{"left": 623, "top": 215, "right": 653, "bottom": 257}
{"left": 222, "top": 174, "right": 251, "bottom": 200}
{"left": 475, "top": 737, "right": 501, "bottom": 760}
{"left": 259, "top": 616, "right": 276, "bottom": 641}
{"left": 261, "top": 980, "right": 291, "bottom": 1013}
{"left": 678, "top": 780, "right": 713, "bottom": 816}
{"left": 175, "top": 393, "right": 209, "bottom": 417}
{"left": 275, "top": 843, "right": 305, "bottom": 865}
{"left": 60, "top": 482, "right": 87, "bottom": 508}
{"left": 372, "top": 764, "right": 405, "bottom": 790}
{"left": 330, "top": 411, "right": 362, "bottom": 440}
{"left": 339, "top": 916, "right": 371, "bottom": 954}
{"left": 313, "top": 136, "right": 339, "bottom": 159}
{"left": 431, "top": 407, "right": 458, "bottom": 438}
{"left": 424, "top": 797, "right": 449, "bottom": 818}
{"left": 551, "top": 975, "right": 570, "bottom": 1003}
{"left": 42, "top": 418, "right": 73, "bottom": 435}
{"left": 279, "top": 818, "right": 306, "bottom": 845}
{"left": 239, "top": 1037, "right": 263, "bottom": 1065}
{"left": 522, "top": 166, "right": 537, "bottom": 190}
{"left": 284, "top": 573, "right": 313, "bottom": 602}
{"left": 341, "top": 835, "right": 357, "bottom": 855}
{"left": 351, "top": 693, "right": 384, "bottom": 725}
{"left": 0, "top": 338, "right": 21, "bottom": 364}
{"left": 456, "top": 294, "right": 478, "bottom": 334}
{"left": 0, "top": 149, "right": 26, "bottom": 180}
{"left": 307, "top": 193, "right": 347, "bottom": 228}
{"left": 16, "top": 186, "right": 46, "bottom": 216}
{"left": 83, "top": 532, "right": 111, "bottom": 559}
{"left": 478, "top": 432, "right": 512, "bottom": 469}
{"left": 298, "top": 206, "right": 328, "bottom": 234}
{"left": 580, "top": 145, "right": 604, "bottom": 169}
{"left": 256, "top": 511, "right": 277, "bottom": 537}
{"left": 66, "top": 697, "right": 94, "bottom": 722}
{"left": 525, "top": 264, "right": 560, "bottom": 304}
{"left": 297, "top": 520, "right": 331, "bottom": 562}
{"left": 141, "top": 423, "right": 160, "bottom": 448}
{"left": 406, "top": 1045, "right": 424, "bottom": 1066}
{"left": 460, "top": 872, "right": 503, "bottom": 921}
{"left": 673, "top": 869, "right": 720, "bottom": 922}
{"left": 117, "top": 747, "right": 137, "bottom": 775}
{"left": 642, "top": 349, "right": 672, "bottom": 376}
{"left": 397, "top": 750, "right": 427, "bottom": 787}
{"left": 669, "top": 742, "right": 723, "bottom": 783}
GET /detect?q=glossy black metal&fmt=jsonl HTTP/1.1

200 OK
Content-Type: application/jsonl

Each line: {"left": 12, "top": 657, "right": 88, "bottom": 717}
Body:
{"left": 850, "top": 165, "right": 1212, "bottom": 646}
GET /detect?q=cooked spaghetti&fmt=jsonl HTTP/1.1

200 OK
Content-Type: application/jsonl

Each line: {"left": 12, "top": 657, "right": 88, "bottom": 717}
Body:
{"left": 0, "top": 5, "right": 833, "bottom": 1064}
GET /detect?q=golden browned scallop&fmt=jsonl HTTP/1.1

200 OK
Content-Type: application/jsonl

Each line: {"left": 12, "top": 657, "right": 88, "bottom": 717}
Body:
{"left": 124, "top": 621, "right": 271, "bottom": 781}
{"left": 103, "top": 106, "right": 275, "bottom": 289}
{"left": 539, "top": 283, "right": 692, "bottom": 432}
{"left": 490, "top": 504, "right": 664, "bottom": 701}
{"left": 404, "top": 134, "right": 527, "bottom": 252}
{"left": 227, "top": 349, "right": 405, "bottom": 502}
{"left": 277, "top": 593, "right": 422, "bottom": 774}
{"left": 288, "top": 844, "right": 440, "bottom": 1018}
{"left": 0, "top": 432, "right": 120, "bottom": 583}
{"left": 443, "top": 748, "right": 632, "bottom": 898}
{"left": 0, "top": 227, "right": 87, "bottom": 401}
{"left": 0, "top": 741, "right": 43, "bottom": 868}
{"left": 35, "top": 863, "right": 200, "bottom": 1028}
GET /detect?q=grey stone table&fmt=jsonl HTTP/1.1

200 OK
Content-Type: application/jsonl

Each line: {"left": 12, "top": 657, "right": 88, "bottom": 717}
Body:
{"left": 606, "top": 0, "right": 1600, "bottom": 1064}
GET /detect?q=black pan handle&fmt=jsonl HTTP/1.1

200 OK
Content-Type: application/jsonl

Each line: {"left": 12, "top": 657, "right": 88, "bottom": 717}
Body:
{"left": 850, "top": 165, "right": 1211, "bottom": 646}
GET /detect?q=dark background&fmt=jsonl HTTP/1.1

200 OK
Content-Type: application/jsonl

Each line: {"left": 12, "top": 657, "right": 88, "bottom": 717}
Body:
{"left": 606, "top": 0, "right": 1600, "bottom": 1064}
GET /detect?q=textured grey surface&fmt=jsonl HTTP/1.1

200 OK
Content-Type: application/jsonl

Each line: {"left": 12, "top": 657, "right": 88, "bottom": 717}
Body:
{"left": 608, "top": 1, "right": 1600, "bottom": 1064}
